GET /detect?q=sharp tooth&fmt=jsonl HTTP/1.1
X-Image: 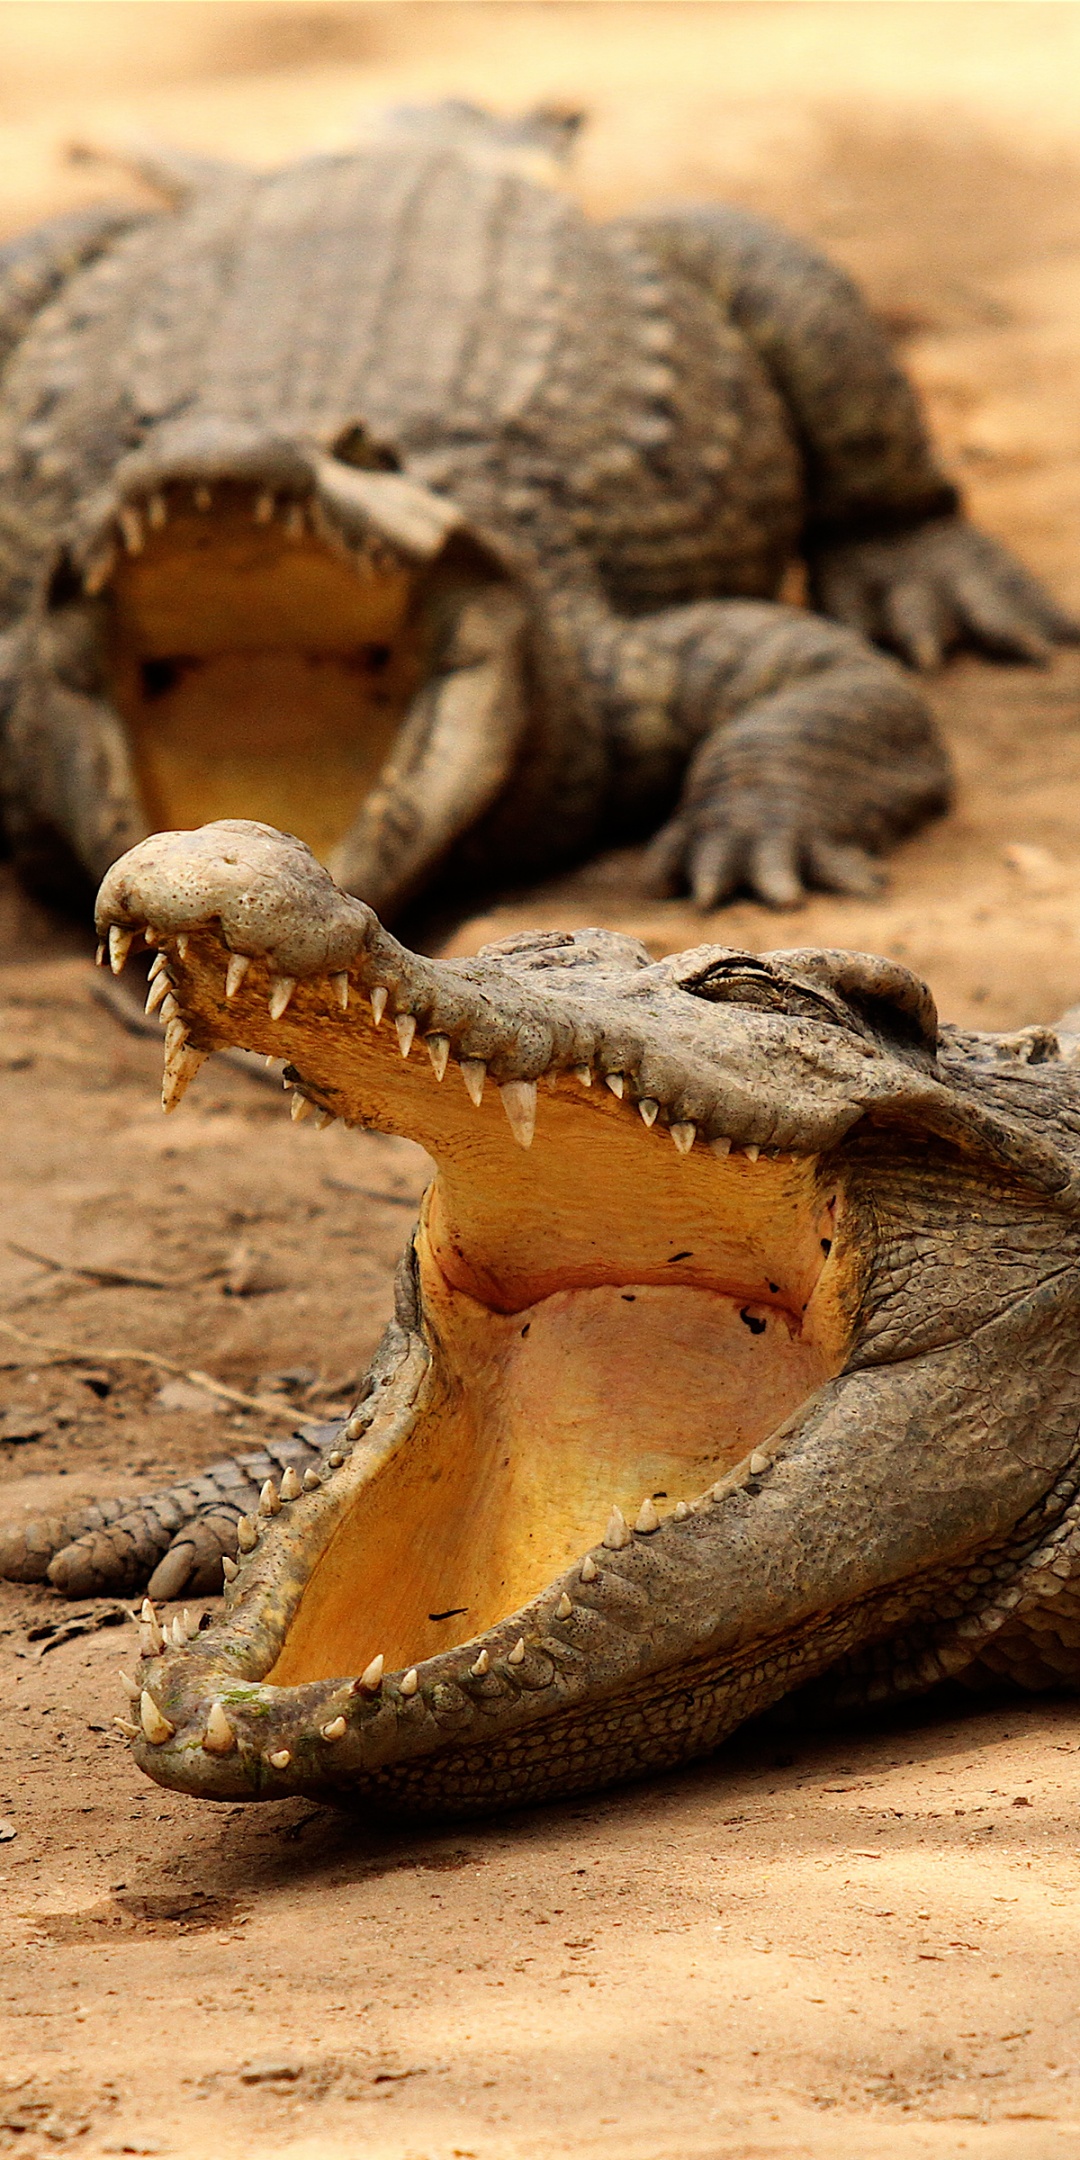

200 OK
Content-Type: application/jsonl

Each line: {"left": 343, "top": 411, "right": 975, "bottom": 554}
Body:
{"left": 358, "top": 1653, "right": 384, "bottom": 1693}
{"left": 605, "top": 1073, "right": 624, "bottom": 1098}
{"left": 673, "top": 1500, "right": 691, "bottom": 1520}
{"left": 268, "top": 1747, "right": 291, "bottom": 1769}
{"left": 139, "top": 1599, "right": 163, "bottom": 1655}
{"left": 500, "top": 1079, "right": 537, "bottom": 1148}
{"left": 638, "top": 1098, "right": 659, "bottom": 1127}
{"left": 259, "top": 1479, "right": 281, "bottom": 1515}
{"left": 144, "top": 972, "right": 170, "bottom": 1016}
{"left": 193, "top": 484, "right": 212, "bottom": 512}
{"left": 236, "top": 1516, "right": 258, "bottom": 1552}
{"left": 176, "top": 933, "right": 189, "bottom": 959}
{"left": 284, "top": 502, "right": 305, "bottom": 539}
{"left": 330, "top": 971, "right": 349, "bottom": 1012}
{"left": 602, "top": 1506, "right": 631, "bottom": 1550}
{"left": 327, "top": 1450, "right": 344, "bottom": 1468}
{"left": 221, "top": 1555, "right": 238, "bottom": 1581}
{"left": 159, "top": 992, "right": 179, "bottom": 1024}
{"left": 507, "top": 1638, "right": 526, "bottom": 1666}
{"left": 118, "top": 506, "right": 144, "bottom": 554}
{"left": 108, "top": 925, "right": 134, "bottom": 974}
{"left": 85, "top": 545, "right": 116, "bottom": 595}
{"left": 96, "top": 941, "right": 106, "bottom": 967}
{"left": 313, "top": 1109, "right": 335, "bottom": 1130}
{"left": 167, "top": 1617, "right": 185, "bottom": 1649}
{"left": 279, "top": 1466, "right": 302, "bottom": 1501}
{"left": 554, "top": 1592, "right": 573, "bottom": 1619}
{"left": 183, "top": 1607, "right": 200, "bottom": 1641}
{"left": 202, "top": 1702, "right": 236, "bottom": 1755}
{"left": 302, "top": 1467, "right": 322, "bottom": 1492}
{"left": 461, "top": 1059, "right": 486, "bottom": 1106}
{"left": 580, "top": 1554, "right": 598, "bottom": 1583}
{"left": 744, "top": 1144, "right": 760, "bottom": 1162}
{"left": 670, "top": 1123, "right": 696, "bottom": 1155}
{"left": 426, "top": 1034, "right": 450, "bottom": 1080}
{"left": 634, "top": 1497, "right": 661, "bottom": 1533}
{"left": 571, "top": 1065, "right": 592, "bottom": 1087}
{"left": 225, "top": 953, "right": 250, "bottom": 999}
{"left": 254, "top": 490, "right": 274, "bottom": 523}
{"left": 148, "top": 950, "right": 168, "bottom": 982}
{"left": 290, "top": 1093, "right": 314, "bottom": 1122}
{"left": 710, "top": 1136, "right": 732, "bottom": 1158}
{"left": 147, "top": 491, "right": 167, "bottom": 529}
{"left": 139, "top": 1690, "right": 175, "bottom": 1745}
{"left": 268, "top": 975, "right": 296, "bottom": 1020}
{"left": 370, "top": 986, "right": 387, "bottom": 1025}
{"left": 321, "top": 1715, "right": 347, "bottom": 1740}
{"left": 118, "top": 1670, "right": 139, "bottom": 1702}
{"left": 161, "top": 1041, "right": 207, "bottom": 1114}
{"left": 749, "top": 1449, "right": 770, "bottom": 1475}
{"left": 400, "top": 1668, "right": 419, "bottom": 1697}
{"left": 113, "top": 1717, "right": 139, "bottom": 1739}
{"left": 470, "top": 1649, "right": 490, "bottom": 1677}
{"left": 395, "top": 1013, "right": 416, "bottom": 1057}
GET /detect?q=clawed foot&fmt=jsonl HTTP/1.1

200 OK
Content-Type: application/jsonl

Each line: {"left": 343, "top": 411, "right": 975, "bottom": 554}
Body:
{"left": 645, "top": 801, "right": 885, "bottom": 910}
{"left": 810, "top": 517, "right": 1080, "bottom": 670}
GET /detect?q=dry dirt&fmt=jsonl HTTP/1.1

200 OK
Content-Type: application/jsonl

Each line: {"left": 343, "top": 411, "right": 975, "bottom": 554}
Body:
{"left": 5, "top": 6, "right": 1080, "bottom": 2157}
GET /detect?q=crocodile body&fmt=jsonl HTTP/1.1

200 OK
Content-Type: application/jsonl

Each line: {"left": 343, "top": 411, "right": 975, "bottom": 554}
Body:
{"left": 0, "top": 106, "right": 1073, "bottom": 916}
{"left": 6, "top": 816, "right": 1080, "bottom": 1815}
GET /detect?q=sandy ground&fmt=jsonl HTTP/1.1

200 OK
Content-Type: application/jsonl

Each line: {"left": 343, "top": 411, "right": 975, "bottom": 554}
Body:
{"left": 6, "top": 6, "right": 1080, "bottom": 2156}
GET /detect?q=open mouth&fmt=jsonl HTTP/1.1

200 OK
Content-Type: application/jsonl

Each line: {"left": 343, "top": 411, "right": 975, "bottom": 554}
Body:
{"left": 94, "top": 820, "right": 891, "bottom": 1810}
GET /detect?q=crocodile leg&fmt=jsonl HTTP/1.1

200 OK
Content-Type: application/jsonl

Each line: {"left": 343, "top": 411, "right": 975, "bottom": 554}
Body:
{"left": 0, "top": 1425, "right": 345, "bottom": 1600}
{"left": 584, "top": 595, "right": 949, "bottom": 907}
{"left": 629, "top": 204, "right": 1078, "bottom": 667}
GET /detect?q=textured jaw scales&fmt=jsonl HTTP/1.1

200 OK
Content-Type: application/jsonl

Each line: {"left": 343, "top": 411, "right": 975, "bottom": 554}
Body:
{"left": 94, "top": 820, "right": 874, "bottom": 1813}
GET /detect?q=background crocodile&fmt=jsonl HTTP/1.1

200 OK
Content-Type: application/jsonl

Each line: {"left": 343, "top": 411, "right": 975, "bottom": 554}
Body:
{"left": 6, "top": 815, "right": 1080, "bottom": 1816}
{"left": 0, "top": 104, "right": 1074, "bottom": 920}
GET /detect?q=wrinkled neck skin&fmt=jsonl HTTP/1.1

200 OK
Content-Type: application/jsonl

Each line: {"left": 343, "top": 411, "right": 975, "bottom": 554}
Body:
{"left": 93, "top": 822, "right": 1080, "bottom": 1814}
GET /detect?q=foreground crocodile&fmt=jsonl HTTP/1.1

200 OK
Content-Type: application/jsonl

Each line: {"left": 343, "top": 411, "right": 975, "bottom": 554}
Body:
{"left": 0, "top": 105, "right": 1075, "bottom": 915}
{"left": 6, "top": 816, "right": 1080, "bottom": 1815}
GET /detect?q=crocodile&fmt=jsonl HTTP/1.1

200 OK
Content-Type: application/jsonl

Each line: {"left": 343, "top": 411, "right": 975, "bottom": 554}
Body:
{"left": 6, "top": 814, "right": 1080, "bottom": 1816}
{"left": 0, "top": 103, "right": 1075, "bottom": 917}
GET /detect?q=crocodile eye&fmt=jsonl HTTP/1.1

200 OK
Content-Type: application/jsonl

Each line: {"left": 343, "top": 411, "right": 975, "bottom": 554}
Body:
{"left": 329, "top": 425, "right": 400, "bottom": 473}
{"left": 680, "top": 959, "right": 844, "bottom": 1027}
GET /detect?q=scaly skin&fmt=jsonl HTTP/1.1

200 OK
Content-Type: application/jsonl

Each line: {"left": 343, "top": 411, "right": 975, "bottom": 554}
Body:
{"left": 6, "top": 817, "right": 1080, "bottom": 1817}
{"left": 0, "top": 106, "right": 1074, "bottom": 915}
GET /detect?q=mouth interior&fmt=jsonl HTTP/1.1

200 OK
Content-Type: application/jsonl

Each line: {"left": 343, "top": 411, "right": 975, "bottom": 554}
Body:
{"left": 267, "top": 1082, "right": 854, "bottom": 1687}
{"left": 105, "top": 484, "right": 428, "bottom": 862}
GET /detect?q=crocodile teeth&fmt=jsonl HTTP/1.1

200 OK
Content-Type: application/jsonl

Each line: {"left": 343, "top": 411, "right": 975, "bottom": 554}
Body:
{"left": 183, "top": 1607, "right": 201, "bottom": 1641}
{"left": 139, "top": 1690, "right": 175, "bottom": 1745}
{"left": 580, "top": 1554, "right": 599, "bottom": 1583}
{"left": 268, "top": 1747, "right": 291, "bottom": 1769}
{"left": 108, "top": 925, "right": 134, "bottom": 974}
{"left": 113, "top": 1717, "right": 139, "bottom": 1739}
{"left": 744, "top": 1144, "right": 760, "bottom": 1162}
{"left": 162, "top": 1040, "right": 207, "bottom": 1114}
{"left": 507, "top": 1638, "right": 526, "bottom": 1665}
{"left": 571, "top": 1065, "right": 592, "bottom": 1087}
{"left": 225, "top": 953, "right": 250, "bottom": 999}
{"left": 370, "top": 986, "right": 387, "bottom": 1026}
{"left": 302, "top": 1467, "right": 321, "bottom": 1491}
{"left": 313, "top": 1109, "right": 336, "bottom": 1130}
{"left": 144, "top": 972, "right": 170, "bottom": 1016}
{"left": 279, "top": 1466, "right": 302, "bottom": 1501}
{"left": 221, "top": 1555, "right": 238, "bottom": 1581}
{"left": 749, "top": 1449, "right": 771, "bottom": 1475}
{"left": 673, "top": 1500, "right": 691, "bottom": 1520}
{"left": 176, "top": 934, "right": 189, "bottom": 959}
{"left": 236, "top": 1515, "right": 258, "bottom": 1552}
{"left": 638, "top": 1098, "right": 659, "bottom": 1127}
{"left": 118, "top": 1669, "right": 139, "bottom": 1702}
{"left": 602, "top": 1505, "right": 631, "bottom": 1550}
{"left": 140, "top": 1616, "right": 163, "bottom": 1656}
{"left": 193, "top": 484, "right": 212, "bottom": 512}
{"left": 426, "top": 1034, "right": 450, "bottom": 1080}
{"left": 254, "top": 490, "right": 274, "bottom": 523}
{"left": 357, "top": 1653, "right": 384, "bottom": 1693}
{"left": 147, "top": 491, "right": 167, "bottom": 529}
{"left": 259, "top": 1478, "right": 281, "bottom": 1515}
{"left": 555, "top": 1591, "right": 573, "bottom": 1618}
{"left": 330, "top": 971, "right": 349, "bottom": 1012}
{"left": 290, "top": 1093, "right": 314, "bottom": 1123}
{"left": 710, "top": 1136, "right": 732, "bottom": 1158}
{"left": 85, "top": 545, "right": 116, "bottom": 595}
{"left": 159, "top": 993, "right": 179, "bottom": 1025}
{"left": 400, "top": 1668, "right": 419, "bottom": 1697}
{"left": 202, "top": 1703, "right": 236, "bottom": 1755}
{"left": 321, "top": 1715, "right": 347, "bottom": 1740}
{"left": 118, "top": 505, "right": 144, "bottom": 554}
{"left": 670, "top": 1123, "right": 696, "bottom": 1155}
{"left": 634, "top": 1497, "right": 661, "bottom": 1533}
{"left": 500, "top": 1079, "right": 537, "bottom": 1149}
{"left": 395, "top": 1013, "right": 416, "bottom": 1057}
{"left": 268, "top": 975, "right": 296, "bottom": 1020}
{"left": 470, "top": 1649, "right": 490, "bottom": 1677}
{"left": 460, "top": 1059, "right": 486, "bottom": 1106}
{"left": 148, "top": 950, "right": 169, "bottom": 982}
{"left": 284, "top": 503, "right": 305, "bottom": 539}
{"left": 605, "top": 1073, "right": 624, "bottom": 1099}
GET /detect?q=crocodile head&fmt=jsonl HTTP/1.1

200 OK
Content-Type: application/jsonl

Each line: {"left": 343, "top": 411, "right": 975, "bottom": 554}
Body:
{"left": 95, "top": 822, "right": 1080, "bottom": 1815}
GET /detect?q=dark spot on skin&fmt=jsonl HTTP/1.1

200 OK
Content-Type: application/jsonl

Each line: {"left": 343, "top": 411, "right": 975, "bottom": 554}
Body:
{"left": 767, "top": 1281, "right": 779, "bottom": 1293}
{"left": 621, "top": 1293, "right": 636, "bottom": 1302}
{"left": 821, "top": 1238, "right": 832, "bottom": 1255}
{"left": 652, "top": 1491, "right": 667, "bottom": 1500}
{"left": 739, "top": 1308, "right": 767, "bottom": 1335}
{"left": 428, "top": 1608, "right": 469, "bottom": 1623}
{"left": 520, "top": 1323, "right": 530, "bottom": 1337}
{"left": 667, "top": 1251, "right": 693, "bottom": 1264}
